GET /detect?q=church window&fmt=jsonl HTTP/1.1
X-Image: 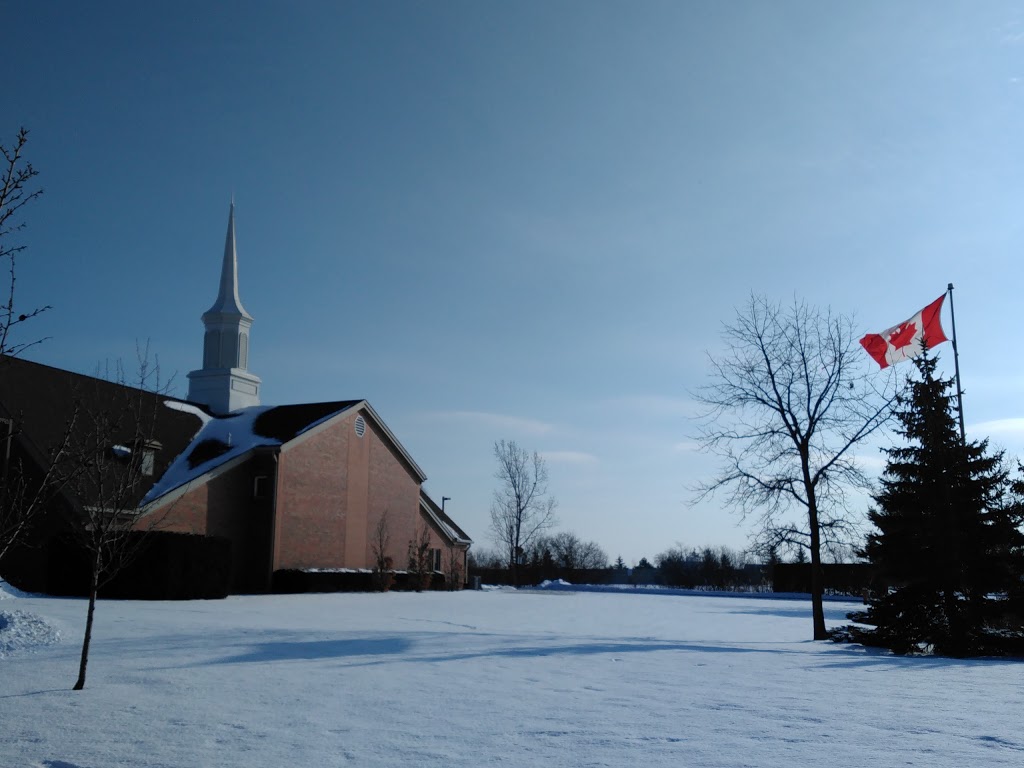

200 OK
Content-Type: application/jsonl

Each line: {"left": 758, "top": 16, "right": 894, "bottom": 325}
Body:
{"left": 203, "top": 331, "right": 219, "bottom": 368}
{"left": 238, "top": 333, "right": 248, "bottom": 369}
{"left": 141, "top": 449, "right": 155, "bottom": 477}
{"left": 354, "top": 415, "right": 366, "bottom": 438}
{"left": 253, "top": 475, "right": 270, "bottom": 498}
{"left": 140, "top": 439, "right": 161, "bottom": 477}
{"left": 222, "top": 332, "right": 238, "bottom": 368}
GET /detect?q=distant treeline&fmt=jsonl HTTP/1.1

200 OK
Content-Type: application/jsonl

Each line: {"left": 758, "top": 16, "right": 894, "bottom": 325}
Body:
{"left": 471, "top": 542, "right": 872, "bottom": 596}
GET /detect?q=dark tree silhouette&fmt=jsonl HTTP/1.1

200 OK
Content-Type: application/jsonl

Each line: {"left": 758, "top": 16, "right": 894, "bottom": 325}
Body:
{"left": 489, "top": 440, "right": 557, "bottom": 586}
{"left": 406, "top": 521, "right": 432, "bottom": 592}
{"left": 0, "top": 127, "right": 48, "bottom": 360}
{"left": 61, "top": 349, "right": 171, "bottom": 689}
{"left": 846, "top": 349, "right": 1024, "bottom": 656}
{"left": 695, "top": 296, "right": 897, "bottom": 639}
{"left": 370, "top": 508, "right": 393, "bottom": 591}
{"left": 0, "top": 127, "right": 57, "bottom": 565}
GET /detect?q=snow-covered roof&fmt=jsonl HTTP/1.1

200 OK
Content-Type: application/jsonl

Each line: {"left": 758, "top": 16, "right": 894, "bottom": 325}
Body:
{"left": 143, "top": 400, "right": 358, "bottom": 504}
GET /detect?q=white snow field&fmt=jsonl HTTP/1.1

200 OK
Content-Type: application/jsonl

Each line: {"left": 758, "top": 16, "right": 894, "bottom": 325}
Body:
{"left": 2, "top": 582, "right": 1023, "bottom": 768}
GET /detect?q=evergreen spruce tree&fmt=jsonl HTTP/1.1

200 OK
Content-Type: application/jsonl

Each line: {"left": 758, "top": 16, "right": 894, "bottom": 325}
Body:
{"left": 847, "top": 349, "right": 1024, "bottom": 656}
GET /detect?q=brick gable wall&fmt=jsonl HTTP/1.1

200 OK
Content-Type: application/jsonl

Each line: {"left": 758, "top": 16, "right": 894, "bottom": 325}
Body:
{"left": 139, "top": 407, "right": 459, "bottom": 590}
{"left": 273, "top": 409, "right": 424, "bottom": 572}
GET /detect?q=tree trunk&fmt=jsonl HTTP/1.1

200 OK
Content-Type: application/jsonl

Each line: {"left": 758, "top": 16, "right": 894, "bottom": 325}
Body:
{"left": 809, "top": 527, "right": 827, "bottom": 640}
{"left": 805, "top": 483, "right": 828, "bottom": 640}
{"left": 510, "top": 532, "right": 520, "bottom": 587}
{"left": 73, "top": 565, "right": 99, "bottom": 690}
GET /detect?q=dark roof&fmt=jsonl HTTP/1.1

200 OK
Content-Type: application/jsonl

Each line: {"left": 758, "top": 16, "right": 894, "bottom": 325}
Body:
{"left": 253, "top": 401, "right": 360, "bottom": 442}
{"left": 3, "top": 357, "right": 431, "bottom": 513}
{"left": 420, "top": 491, "right": 473, "bottom": 545}
{"left": 0, "top": 355, "right": 206, "bottom": 506}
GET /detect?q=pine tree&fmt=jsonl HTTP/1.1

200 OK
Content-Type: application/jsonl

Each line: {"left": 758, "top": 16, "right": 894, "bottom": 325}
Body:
{"left": 847, "top": 349, "right": 1024, "bottom": 656}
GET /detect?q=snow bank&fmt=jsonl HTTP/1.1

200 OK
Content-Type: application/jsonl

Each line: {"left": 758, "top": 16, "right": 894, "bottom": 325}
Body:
{"left": 0, "top": 609, "right": 61, "bottom": 657}
{"left": 538, "top": 579, "right": 573, "bottom": 588}
{"left": 525, "top": 580, "right": 856, "bottom": 602}
{"left": 0, "top": 580, "right": 61, "bottom": 658}
{"left": 0, "top": 578, "right": 30, "bottom": 600}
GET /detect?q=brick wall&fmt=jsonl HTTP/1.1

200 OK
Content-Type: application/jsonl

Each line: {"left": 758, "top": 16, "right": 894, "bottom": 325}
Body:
{"left": 153, "top": 480, "right": 210, "bottom": 535}
{"left": 273, "top": 414, "right": 349, "bottom": 569}
{"left": 139, "top": 407, "right": 442, "bottom": 589}
{"left": 273, "top": 409, "right": 423, "bottom": 572}
{"left": 144, "top": 453, "right": 276, "bottom": 592}
{"left": 365, "top": 419, "right": 422, "bottom": 570}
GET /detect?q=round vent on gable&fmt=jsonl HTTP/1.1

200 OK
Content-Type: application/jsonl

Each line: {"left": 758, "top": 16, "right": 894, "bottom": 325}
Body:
{"left": 354, "top": 415, "right": 366, "bottom": 438}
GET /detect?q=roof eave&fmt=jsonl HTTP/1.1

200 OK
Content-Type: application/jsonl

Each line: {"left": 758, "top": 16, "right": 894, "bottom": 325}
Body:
{"left": 357, "top": 401, "right": 428, "bottom": 483}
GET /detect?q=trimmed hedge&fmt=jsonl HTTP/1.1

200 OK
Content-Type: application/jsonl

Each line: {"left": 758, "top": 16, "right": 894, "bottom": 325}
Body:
{"left": 272, "top": 569, "right": 446, "bottom": 594}
{"left": 772, "top": 563, "right": 873, "bottom": 596}
{"left": 46, "top": 532, "right": 232, "bottom": 600}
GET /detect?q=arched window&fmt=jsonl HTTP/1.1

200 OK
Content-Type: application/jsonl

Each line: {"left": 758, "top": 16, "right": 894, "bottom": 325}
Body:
{"left": 203, "top": 330, "right": 219, "bottom": 368}
{"left": 222, "top": 331, "right": 238, "bottom": 369}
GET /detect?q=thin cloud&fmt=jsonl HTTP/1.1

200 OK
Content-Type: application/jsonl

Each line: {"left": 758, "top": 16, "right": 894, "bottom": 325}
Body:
{"left": 607, "top": 395, "right": 700, "bottom": 418}
{"left": 969, "top": 418, "right": 1024, "bottom": 437}
{"left": 425, "top": 410, "right": 555, "bottom": 436}
{"left": 672, "top": 441, "right": 701, "bottom": 453}
{"left": 542, "top": 450, "right": 599, "bottom": 465}
{"left": 851, "top": 453, "right": 888, "bottom": 472}
{"left": 1001, "top": 24, "right": 1024, "bottom": 45}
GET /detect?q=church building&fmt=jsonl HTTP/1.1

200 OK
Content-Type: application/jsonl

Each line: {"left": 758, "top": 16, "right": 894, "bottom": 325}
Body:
{"left": 0, "top": 204, "right": 470, "bottom": 594}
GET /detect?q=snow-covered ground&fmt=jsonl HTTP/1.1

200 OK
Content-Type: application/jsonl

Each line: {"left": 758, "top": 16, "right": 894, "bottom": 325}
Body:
{"left": 1, "top": 581, "right": 1022, "bottom": 768}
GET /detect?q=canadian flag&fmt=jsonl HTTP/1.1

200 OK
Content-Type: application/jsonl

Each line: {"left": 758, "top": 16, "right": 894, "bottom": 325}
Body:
{"left": 860, "top": 294, "right": 949, "bottom": 369}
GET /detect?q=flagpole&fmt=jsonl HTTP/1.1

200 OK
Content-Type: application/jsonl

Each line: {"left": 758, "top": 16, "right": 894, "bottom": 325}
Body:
{"left": 947, "top": 282, "right": 966, "bottom": 442}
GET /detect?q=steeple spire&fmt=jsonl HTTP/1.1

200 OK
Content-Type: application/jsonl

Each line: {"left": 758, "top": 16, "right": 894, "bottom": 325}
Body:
{"left": 203, "top": 201, "right": 252, "bottom": 321}
{"left": 187, "top": 201, "right": 262, "bottom": 414}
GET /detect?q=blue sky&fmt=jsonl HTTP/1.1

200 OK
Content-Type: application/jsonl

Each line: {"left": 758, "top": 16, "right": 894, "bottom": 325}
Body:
{"left": 6, "top": 1, "right": 1024, "bottom": 564}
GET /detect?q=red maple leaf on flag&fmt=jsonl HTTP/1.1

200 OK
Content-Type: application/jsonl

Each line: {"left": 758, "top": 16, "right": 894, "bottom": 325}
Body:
{"left": 887, "top": 322, "right": 917, "bottom": 350}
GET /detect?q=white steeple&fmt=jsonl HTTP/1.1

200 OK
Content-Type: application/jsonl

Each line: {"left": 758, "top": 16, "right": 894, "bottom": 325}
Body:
{"left": 186, "top": 202, "right": 262, "bottom": 414}
{"left": 203, "top": 200, "right": 252, "bottom": 321}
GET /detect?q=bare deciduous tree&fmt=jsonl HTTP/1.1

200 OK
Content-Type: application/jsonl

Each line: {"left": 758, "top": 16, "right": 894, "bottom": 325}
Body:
{"left": 1, "top": 127, "right": 48, "bottom": 359}
{"left": 490, "top": 439, "right": 557, "bottom": 586}
{"left": 468, "top": 547, "right": 504, "bottom": 570}
{"left": 0, "top": 127, "right": 54, "bottom": 564}
{"left": 0, "top": 414, "right": 77, "bottom": 565}
{"left": 444, "top": 542, "right": 464, "bottom": 591}
{"left": 61, "top": 347, "right": 171, "bottom": 689}
{"left": 544, "top": 531, "right": 608, "bottom": 570}
{"left": 694, "top": 296, "right": 897, "bottom": 639}
{"left": 406, "top": 521, "right": 433, "bottom": 592}
{"left": 370, "top": 509, "right": 393, "bottom": 592}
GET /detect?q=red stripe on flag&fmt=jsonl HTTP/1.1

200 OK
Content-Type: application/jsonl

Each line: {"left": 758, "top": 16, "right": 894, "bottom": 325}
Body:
{"left": 920, "top": 294, "right": 948, "bottom": 349}
{"left": 859, "top": 333, "right": 891, "bottom": 369}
